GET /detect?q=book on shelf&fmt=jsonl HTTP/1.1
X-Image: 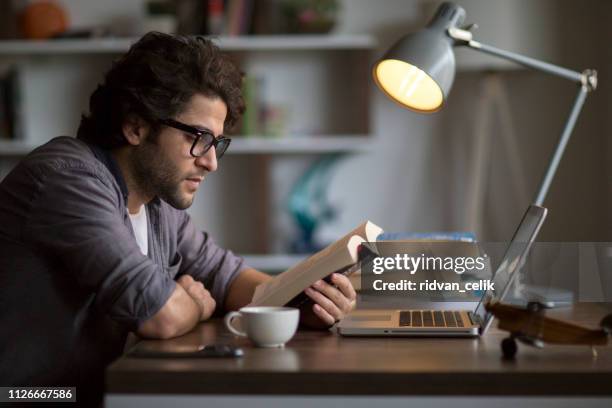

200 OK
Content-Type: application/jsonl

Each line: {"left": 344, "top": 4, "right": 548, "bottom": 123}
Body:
{"left": 0, "top": 66, "right": 22, "bottom": 141}
{"left": 240, "top": 75, "right": 261, "bottom": 136}
{"left": 249, "top": 222, "right": 480, "bottom": 305}
{"left": 224, "top": 0, "right": 255, "bottom": 36}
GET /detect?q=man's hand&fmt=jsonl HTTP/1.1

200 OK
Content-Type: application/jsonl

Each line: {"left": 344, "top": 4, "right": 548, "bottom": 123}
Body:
{"left": 177, "top": 274, "right": 216, "bottom": 321}
{"left": 302, "top": 273, "right": 356, "bottom": 328}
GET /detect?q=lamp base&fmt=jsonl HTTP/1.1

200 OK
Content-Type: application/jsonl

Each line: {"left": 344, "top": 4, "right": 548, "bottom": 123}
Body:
{"left": 508, "top": 284, "right": 574, "bottom": 308}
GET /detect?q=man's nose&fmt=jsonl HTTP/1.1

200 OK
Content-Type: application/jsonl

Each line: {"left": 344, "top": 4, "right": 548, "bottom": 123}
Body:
{"left": 195, "top": 146, "right": 218, "bottom": 172}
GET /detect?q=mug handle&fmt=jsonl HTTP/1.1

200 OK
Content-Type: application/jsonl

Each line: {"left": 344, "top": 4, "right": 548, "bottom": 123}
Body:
{"left": 224, "top": 311, "right": 247, "bottom": 337}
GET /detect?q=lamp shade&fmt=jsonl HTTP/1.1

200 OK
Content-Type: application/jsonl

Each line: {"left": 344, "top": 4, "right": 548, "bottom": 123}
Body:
{"left": 373, "top": 3, "right": 466, "bottom": 113}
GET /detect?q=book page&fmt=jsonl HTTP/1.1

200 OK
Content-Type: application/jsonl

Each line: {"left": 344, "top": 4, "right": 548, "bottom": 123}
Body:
{"left": 364, "top": 221, "right": 384, "bottom": 242}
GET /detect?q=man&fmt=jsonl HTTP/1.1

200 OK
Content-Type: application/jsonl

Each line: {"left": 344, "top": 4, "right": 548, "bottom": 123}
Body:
{"left": 0, "top": 32, "right": 356, "bottom": 406}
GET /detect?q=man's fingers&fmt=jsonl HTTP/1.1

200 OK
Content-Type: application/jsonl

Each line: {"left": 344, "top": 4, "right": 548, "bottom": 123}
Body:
{"left": 177, "top": 274, "right": 195, "bottom": 288}
{"left": 200, "top": 293, "right": 216, "bottom": 320}
{"left": 305, "top": 287, "right": 343, "bottom": 321}
{"left": 312, "top": 303, "right": 336, "bottom": 326}
{"left": 188, "top": 283, "right": 208, "bottom": 301}
{"left": 178, "top": 275, "right": 207, "bottom": 297}
{"left": 177, "top": 276, "right": 216, "bottom": 321}
{"left": 191, "top": 288, "right": 216, "bottom": 321}
{"left": 331, "top": 273, "right": 357, "bottom": 304}
{"left": 312, "top": 280, "right": 352, "bottom": 314}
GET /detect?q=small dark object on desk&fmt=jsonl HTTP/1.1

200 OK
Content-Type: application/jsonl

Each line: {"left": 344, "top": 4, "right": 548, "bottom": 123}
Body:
{"left": 601, "top": 314, "right": 612, "bottom": 334}
{"left": 127, "top": 344, "right": 243, "bottom": 359}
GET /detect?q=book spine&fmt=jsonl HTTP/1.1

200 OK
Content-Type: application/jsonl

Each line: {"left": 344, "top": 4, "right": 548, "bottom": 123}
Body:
{"left": 206, "top": 0, "right": 225, "bottom": 35}
{"left": 241, "top": 75, "right": 260, "bottom": 136}
{"left": 1, "top": 66, "right": 23, "bottom": 141}
{"left": 0, "top": 69, "right": 8, "bottom": 140}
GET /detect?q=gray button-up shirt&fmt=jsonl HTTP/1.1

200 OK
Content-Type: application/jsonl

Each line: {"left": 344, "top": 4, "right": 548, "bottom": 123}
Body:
{"left": 0, "top": 136, "right": 246, "bottom": 403}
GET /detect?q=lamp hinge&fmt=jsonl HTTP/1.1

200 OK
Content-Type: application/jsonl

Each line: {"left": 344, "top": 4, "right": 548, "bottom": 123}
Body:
{"left": 447, "top": 24, "right": 477, "bottom": 43}
{"left": 581, "top": 69, "right": 597, "bottom": 92}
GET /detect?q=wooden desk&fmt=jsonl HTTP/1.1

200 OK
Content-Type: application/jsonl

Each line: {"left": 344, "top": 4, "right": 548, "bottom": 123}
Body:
{"left": 106, "top": 304, "right": 612, "bottom": 408}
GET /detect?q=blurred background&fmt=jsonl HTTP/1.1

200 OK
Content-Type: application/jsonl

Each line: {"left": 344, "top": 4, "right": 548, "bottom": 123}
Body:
{"left": 0, "top": 0, "right": 610, "bottom": 274}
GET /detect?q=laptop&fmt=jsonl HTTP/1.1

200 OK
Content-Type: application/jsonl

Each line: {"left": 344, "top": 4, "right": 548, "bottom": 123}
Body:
{"left": 337, "top": 204, "right": 548, "bottom": 337}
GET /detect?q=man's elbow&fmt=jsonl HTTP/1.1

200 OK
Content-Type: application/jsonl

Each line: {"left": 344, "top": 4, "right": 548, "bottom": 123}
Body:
{"left": 134, "top": 283, "right": 201, "bottom": 339}
{"left": 137, "top": 315, "right": 182, "bottom": 340}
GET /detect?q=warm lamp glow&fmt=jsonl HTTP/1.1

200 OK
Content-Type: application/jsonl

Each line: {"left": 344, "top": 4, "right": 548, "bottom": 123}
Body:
{"left": 374, "top": 59, "right": 444, "bottom": 112}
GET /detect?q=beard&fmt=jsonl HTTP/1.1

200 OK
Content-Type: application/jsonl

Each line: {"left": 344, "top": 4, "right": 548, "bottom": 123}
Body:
{"left": 129, "top": 137, "right": 197, "bottom": 210}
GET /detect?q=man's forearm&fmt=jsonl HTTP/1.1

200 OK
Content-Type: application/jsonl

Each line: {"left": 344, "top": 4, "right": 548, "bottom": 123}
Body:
{"left": 137, "top": 283, "right": 202, "bottom": 339}
{"left": 224, "top": 268, "right": 272, "bottom": 311}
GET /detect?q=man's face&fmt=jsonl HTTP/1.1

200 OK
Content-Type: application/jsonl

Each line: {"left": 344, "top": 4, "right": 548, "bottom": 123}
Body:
{"left": 130, "top": 94, "right": 227, "bottom": 209}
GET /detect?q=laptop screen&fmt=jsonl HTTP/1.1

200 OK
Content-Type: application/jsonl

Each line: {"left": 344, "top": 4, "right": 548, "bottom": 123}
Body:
{"left": 473, "top": 204, "right": 548, "bottom": 333}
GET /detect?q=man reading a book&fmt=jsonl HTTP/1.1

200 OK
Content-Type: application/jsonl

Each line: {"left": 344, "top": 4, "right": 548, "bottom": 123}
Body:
{"left": 0, "top": 33, "right": 355, "bottom": 407}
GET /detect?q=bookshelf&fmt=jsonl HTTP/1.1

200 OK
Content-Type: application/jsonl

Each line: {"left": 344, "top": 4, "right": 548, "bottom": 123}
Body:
{"left": 0, "top": 35, "right": 377, "bottom": 271}
{"left": 0, "top": 35, "right": 376, "bottom": 55}
{"left": 0, "top": 136, "right": 373, "bottom": 156}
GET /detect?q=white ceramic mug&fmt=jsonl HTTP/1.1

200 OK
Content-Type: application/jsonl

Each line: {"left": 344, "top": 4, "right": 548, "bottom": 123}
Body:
{"left": 224, "top": 306, "right": 300, "bottom": 348}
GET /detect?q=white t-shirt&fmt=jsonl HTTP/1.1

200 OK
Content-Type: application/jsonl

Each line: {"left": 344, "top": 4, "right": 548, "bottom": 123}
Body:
{"left": 128, "top": 205, "right": 148, "bottom": 256}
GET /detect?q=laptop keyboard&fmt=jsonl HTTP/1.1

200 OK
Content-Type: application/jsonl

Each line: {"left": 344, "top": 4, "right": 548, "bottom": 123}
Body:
{"left": 398, "top": 310, "right": 466, "bottom": 328}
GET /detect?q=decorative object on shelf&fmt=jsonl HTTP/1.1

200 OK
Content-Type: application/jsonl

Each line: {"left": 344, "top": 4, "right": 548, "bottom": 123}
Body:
{"left": 206, "top": 0, "right": 225, "bottom": 35}
{"left": 20, "top": 0, "right": 69, "bottom": 40}
{"left": 50, "top": 28, "right": 110, "bottom": 39}
{"left": 486, "top": 300, "right": 611, "bottom": 360}
{"left": 281, "top": 0, "right": 339, "bottom": 34}
{"left": 240, "top": 74, "right": 290, "bottom": 138}
{"left": 143, "top": 0, "right": 177, "bottom": 34}
{"left": 260, "top": 104, "right": 289, "bottom": 138}
{"left": 288, "top": 154, "right": 344, "bottom": 254}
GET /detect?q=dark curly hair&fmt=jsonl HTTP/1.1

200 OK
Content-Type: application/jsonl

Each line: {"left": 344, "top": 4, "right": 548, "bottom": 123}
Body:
{"left": 77, "top": 32, "right": 244, "bottom": 148}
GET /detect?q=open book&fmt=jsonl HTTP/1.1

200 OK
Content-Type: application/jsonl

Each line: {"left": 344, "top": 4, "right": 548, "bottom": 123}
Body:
{"left": 249, "top": 221, "right": 383, "bottom": 307}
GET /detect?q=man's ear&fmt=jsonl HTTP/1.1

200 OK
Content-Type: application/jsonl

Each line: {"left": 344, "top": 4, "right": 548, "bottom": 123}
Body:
{"left": 122, "top": 115, "right": 149, "bottom": 146}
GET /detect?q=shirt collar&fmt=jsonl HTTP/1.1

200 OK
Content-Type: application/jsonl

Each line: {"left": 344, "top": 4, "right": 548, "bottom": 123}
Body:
{"left": 87, "top": 144, "right": 129, "bottom": 205}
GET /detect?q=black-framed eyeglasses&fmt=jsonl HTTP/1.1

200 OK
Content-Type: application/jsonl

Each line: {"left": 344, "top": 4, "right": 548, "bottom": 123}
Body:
{"left": 160, "top": 118, "right": 231, "bottom": 159}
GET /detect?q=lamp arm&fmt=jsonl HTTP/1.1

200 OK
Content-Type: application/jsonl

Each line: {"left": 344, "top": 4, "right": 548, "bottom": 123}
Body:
{"left": 533, "top": 84, "right": 588, "bottom": 206}
{"left": 448, "top": 27, "right": 597, "bottom": 88}
{"left": 467, "top": 40, "right": 584, "bottom": 83}
{"left": 448, "top": 27, "right": 597, "bottom": 206}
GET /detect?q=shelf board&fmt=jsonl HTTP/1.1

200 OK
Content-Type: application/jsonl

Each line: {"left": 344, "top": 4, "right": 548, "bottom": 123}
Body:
{"left": 0, "top": 35, "right": 377, "bottom": 55}
{"left": 0, "top": 140, "right": 37, "bottom": 156}
{"left": 216, "top": 35, "right": 377, "bottom": 50}
{"left": 241, "top": 253, "right": 309, "bottom": 272}
{"left": 0, "top": 136, "right": 373, "bottom": 156}
{"left": 0, "top": 38, "right": 132, "bottom": 55}
{"left": 229, "top": 136, "right": 373, "bottom": 154}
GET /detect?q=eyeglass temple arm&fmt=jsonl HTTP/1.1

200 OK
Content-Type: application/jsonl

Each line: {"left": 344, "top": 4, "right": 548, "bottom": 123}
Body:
{"left": 448, "top": 27, "right": 597, "bottom": 207}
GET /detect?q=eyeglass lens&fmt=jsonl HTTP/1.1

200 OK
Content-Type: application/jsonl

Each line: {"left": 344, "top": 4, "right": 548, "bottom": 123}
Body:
{"left": 192, "top": 134, "right": 230, "bottom": 159}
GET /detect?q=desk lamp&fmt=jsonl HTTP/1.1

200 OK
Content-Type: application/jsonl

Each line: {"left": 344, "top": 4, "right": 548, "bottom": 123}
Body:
{"left": 373, "top": 2, "right": 597, "bottom": 207}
